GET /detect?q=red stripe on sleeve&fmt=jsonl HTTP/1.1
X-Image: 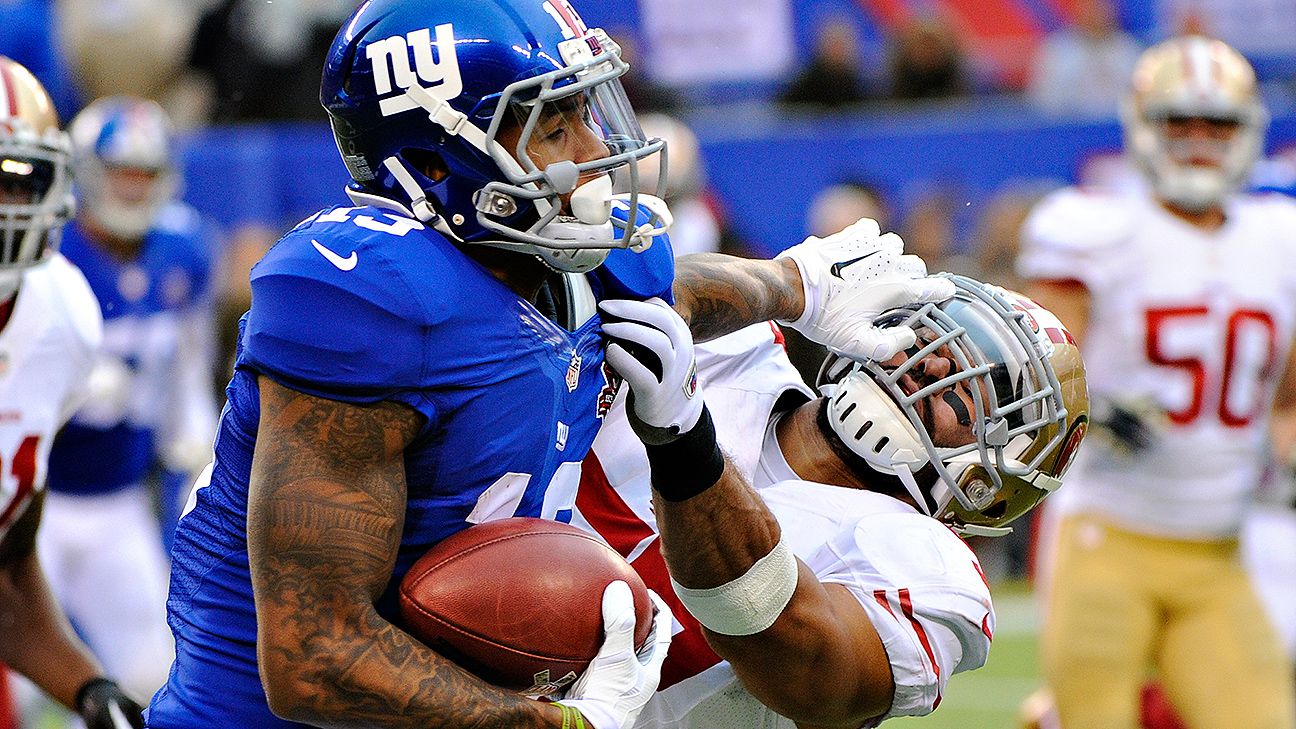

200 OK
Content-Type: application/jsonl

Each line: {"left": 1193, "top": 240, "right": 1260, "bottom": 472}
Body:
{"left": 873, "top": 589, "right": 896, "bottom": 617}
{"left": 768, "top": 321, "right": 786, "bottom": 349}
{"left": 898, "top": 588, "right": 941, "bottom": 682}
{"left": 971, "top": 560, "right": 991, "bottom": 591}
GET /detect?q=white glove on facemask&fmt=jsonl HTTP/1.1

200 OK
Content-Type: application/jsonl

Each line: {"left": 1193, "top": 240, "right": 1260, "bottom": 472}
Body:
{"left": 776, "top": 218, "right": 955, "bottom": 361}
{"left": 558, "top": 581, "right": 674, "bottom": 729}
{"left": 601, "top": 297, "right": 702, "bottom": 443}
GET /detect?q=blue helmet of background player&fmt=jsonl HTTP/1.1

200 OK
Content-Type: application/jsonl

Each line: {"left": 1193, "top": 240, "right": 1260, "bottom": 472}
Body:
{"left": 320, "top": 0, "right": 669, "bottom": 273}
{"left": 68, "top": 96, "right": 180, "bottom": 241}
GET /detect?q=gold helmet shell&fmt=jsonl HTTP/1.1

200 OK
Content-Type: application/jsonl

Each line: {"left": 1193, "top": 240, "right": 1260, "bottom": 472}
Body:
{"left": 1122, "top": 36, "right": 1267, "bottom": 210}
{"left": 0, "top": 56, "right": 74, "bottom": 273}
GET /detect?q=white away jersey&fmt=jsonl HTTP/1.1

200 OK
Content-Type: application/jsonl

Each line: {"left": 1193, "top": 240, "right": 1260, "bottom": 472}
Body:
{"left": 575, "top": 324, "right": 992, "bottom": 727}
{"left": 0, "top": 254, "right": 102, "bottom": 542}
{"left": 632, "top": 484, "right": 994, "bottom": 729}
{"left": 1019, "top": 188, "right": 1296, "bottom": 538}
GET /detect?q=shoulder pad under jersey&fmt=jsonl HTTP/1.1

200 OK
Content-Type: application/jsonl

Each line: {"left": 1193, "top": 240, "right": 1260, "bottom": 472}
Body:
{"left": 43, "top": 254, "right": 104, "bottom": 365}
{"left": 241, "top": 206, "right": 448, "bottom": 402}
{"left": 1023, "top": 187, "right": 1139, "bottom": 254}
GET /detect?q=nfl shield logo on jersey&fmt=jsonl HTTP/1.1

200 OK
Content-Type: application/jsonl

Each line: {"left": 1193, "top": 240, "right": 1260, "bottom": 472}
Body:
{"left": 566, "top": 352, "right": 581, "bottom": 392}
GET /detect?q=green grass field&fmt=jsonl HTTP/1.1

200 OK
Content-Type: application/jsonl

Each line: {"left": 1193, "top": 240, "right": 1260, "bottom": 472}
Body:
{"left": 891, "top": 581, "right": 1043, "bottom": 729}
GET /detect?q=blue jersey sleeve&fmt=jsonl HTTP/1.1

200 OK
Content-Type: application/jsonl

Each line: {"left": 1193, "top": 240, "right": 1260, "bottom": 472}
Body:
{"left": 241, "top": 223, "right": 427, "bottom": 404}
{"left": 591, "top": 201, "right": 675, "bottom": 303}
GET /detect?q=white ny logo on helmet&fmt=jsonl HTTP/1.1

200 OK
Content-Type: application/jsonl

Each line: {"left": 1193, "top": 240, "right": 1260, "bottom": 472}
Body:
{"left": 366, "top": 24, "right": 463, "bottom": 117}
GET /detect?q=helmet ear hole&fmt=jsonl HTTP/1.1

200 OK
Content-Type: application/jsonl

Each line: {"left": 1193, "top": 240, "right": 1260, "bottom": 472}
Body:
{"left": 403, "top": 148, "right": 450, "bottom": 184}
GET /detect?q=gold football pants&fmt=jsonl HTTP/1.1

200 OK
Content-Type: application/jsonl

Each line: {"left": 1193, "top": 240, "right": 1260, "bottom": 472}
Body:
{"left": 1042, "top": 514, "right": 1295, "bottom": 729}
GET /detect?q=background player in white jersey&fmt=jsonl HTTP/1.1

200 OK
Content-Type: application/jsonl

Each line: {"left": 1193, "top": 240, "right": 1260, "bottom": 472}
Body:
{"left": 578, "top": 261, "right": 1088, "bottom": 728}
{"left": 0, "top": 56, "right": 146, "bottom": 729}
{"left": 1018, "top": 35, "right": 1296, "bottom": 729}
{"left": 36, "top": 96, "right": 218, "bottom": 705}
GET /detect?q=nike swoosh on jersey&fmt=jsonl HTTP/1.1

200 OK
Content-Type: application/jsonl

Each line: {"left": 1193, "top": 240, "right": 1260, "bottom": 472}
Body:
{"left": 829, "top": 249, "right": 881, "bottom": 278}
{"left": 312, "top": 239, "right": 358, "bottom": 271}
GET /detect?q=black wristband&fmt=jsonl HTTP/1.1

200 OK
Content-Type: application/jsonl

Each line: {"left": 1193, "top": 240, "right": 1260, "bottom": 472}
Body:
{"left": 645, "top": 406, "right": 725, "bottom": 502}
{"left": 75, "top": 677, "right": 116, "bottom": 712}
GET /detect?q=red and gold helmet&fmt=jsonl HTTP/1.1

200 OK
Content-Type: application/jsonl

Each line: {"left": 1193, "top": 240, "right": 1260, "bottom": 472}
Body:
{"left": 1122, "top": 36, "right": 1266, "bottom": 211}
{"left": 0, "top": 57, "right": 73, "bottom": 278}
{"left": 819, "top": 275, "right": 1089, "bottom": 537}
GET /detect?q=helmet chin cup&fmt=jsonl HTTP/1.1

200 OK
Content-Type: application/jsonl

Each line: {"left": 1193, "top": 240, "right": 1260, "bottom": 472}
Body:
{"left": 569, "top": 175, "right": 613, "bottom": 225}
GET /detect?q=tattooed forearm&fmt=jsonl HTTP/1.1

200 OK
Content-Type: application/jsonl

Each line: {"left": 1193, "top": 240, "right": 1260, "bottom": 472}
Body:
{"left": 672, "top": 254, "right": 805, "bottom": 342}
{"left": 248, "top": 377, "right": 560, "bottom": 728}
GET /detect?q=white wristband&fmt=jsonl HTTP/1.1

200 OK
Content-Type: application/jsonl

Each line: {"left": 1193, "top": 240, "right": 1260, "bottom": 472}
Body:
{"left": 670, "top": 535, "right": 798, "bottom": 636}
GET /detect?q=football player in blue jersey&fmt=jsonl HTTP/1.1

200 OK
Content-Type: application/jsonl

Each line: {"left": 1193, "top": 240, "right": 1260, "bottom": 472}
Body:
{"left": 42, "top": 95, "right": 219, "bottom": 703}
{"left": 147, "top": 1, "right": 953, "bottom": 728}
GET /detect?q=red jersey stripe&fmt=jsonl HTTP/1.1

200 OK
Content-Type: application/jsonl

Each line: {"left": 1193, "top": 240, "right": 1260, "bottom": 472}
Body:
{"left": 576, "top": 450, "right": 655, "bottom": 558}
{"left": 898, "top": 588, "right": 941, "bottom": 681}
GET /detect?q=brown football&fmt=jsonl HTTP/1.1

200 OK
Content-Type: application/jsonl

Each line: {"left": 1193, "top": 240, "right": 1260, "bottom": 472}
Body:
{"left": 398, "top": 517, "right": 653, "bottom": 695}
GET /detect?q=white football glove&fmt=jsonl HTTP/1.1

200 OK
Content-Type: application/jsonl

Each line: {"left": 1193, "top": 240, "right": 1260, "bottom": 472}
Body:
{"left": 601, "top": 297, "right": 702, "bottom": 443}
{"left": 776, "top": 218, "right": 956, "bottom": 361}
{"left": 558, "top": 581, "right": 674, "bottom": 729}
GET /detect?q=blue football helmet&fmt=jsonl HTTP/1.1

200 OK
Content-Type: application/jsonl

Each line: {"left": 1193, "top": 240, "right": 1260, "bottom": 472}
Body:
{"left": 68, "top": 96, "right": 179, "bottom": 240}
{"left": 321, "top": 0, "right": 669, "bottom": 273}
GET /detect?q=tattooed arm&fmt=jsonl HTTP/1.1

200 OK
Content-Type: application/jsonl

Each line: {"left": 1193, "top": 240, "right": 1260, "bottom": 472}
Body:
{"left": 247, "top": 376, "right": 563, "bottom": 728}
{"left": 671, "top": 254, "right": 804, "bottom": 342}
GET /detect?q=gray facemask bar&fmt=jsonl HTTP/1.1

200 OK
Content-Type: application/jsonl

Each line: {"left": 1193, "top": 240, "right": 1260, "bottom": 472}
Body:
{"left": 860, "top": 276, "right": 1068, "bottom": 511}
{"left": 0, "top": 135, "right": 73, "bottom": 272}
{"left": 473, "top": 32, "right": 667, "bottom": 252}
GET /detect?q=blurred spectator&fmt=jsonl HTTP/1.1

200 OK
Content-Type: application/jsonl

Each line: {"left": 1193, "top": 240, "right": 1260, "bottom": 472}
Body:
{"left": 807, "top": 181, "right": 891, "bottom": 233}
{"left": 965, "top": 179, "right": 1060, "bottom": 290}
{"left": 779, "top": 17, "right": 870, "bottom": 109}
{"left": 899, "top": 186, "right": 961, "bottom": 272}
{"left": 0, "top": 0, "right": 79, "bottom": 121}
{"left": 188, "top": 0, "right": 352, "bottom": 123}
{"left": 638, "top": 114, "right": 719, "bottom": 256}
{"left": 1026, "top": 0, "right": 1141, "bottom": 116}
{"left": 613, "top": 31, "right": 686, "bottom": 115}
{"left": 58, "top": 0, "right": 199, "bottom": 110}
{"left": 887, "top": 15, "right": 970, "bottom": 101}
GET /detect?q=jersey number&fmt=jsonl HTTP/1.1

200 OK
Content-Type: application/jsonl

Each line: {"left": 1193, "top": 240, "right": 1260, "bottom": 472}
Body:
{"left": 1145, "top": 307, "right": 1279, "bottom": 427}
{"left": 0, "top": 435, "right": 41, "bottom": 530}
{"left": 315, "top": 207, "right": 426, "bottom": 236}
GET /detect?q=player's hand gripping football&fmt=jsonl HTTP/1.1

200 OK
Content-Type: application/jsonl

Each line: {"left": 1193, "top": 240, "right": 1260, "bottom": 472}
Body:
{"left": 776, "top": 217, "right": 955, "bottom": 361}
{"left": 601, "top": 297, "right": 702, "bottom": 445}
{"left": 557, "top": 581, "right": 673, "bottom": 729}
{"left": 76, "top": 678, "right": 146, "bottom": 729}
